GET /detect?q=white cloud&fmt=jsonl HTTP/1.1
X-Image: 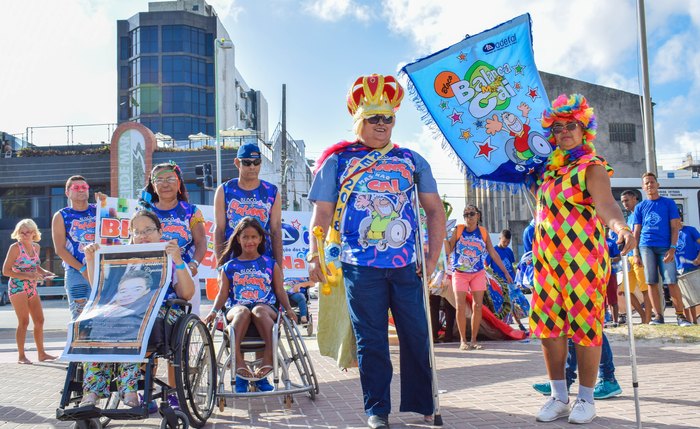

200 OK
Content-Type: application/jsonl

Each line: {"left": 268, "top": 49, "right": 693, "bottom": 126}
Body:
{"left": 303, "top": 0, "right": 371, "bottom": 22}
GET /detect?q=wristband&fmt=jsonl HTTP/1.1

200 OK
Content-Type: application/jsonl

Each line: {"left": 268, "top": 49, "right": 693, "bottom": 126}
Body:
{"left": 616, "top": 225, "right": 632, "bottom": 234}
{"left": 189, "top": 260, "right": 200, "bottom": 268}
{"left": 175, "top": 262, "right": 186, "bottom": 270}
{"left": 670, "top": 245, "right": 677, "bottom": 249}
{"left": 79, "top": 265, "right": 87, "bottom": 274}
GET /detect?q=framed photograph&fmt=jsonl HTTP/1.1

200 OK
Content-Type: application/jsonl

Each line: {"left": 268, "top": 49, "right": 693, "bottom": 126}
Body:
{"left": 60, "top": 242, "right": 172, "bottom": 362}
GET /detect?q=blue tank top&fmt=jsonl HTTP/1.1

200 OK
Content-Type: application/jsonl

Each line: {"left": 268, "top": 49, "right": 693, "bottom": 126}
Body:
{"left": 451, "top": 226, "right": 487, "bottom": 273}
{"left": 222, "top": 178, "right": 277, "bottom": 258}
{"left": 222, "top": 255, "right": 276, "bottom": 307}
{"left": 335, "top": 144, "right": 418, "bottom": 268}
{"left": 59, "top": 204, "right": 97, "bottom": 267}
{"left": 152, "top": 201, "right": 198, "bottom": 263}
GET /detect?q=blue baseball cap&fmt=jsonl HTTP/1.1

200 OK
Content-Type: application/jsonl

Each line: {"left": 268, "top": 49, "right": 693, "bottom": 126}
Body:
{"left": 237, "top": 142, "right": 261, "bottom": 159}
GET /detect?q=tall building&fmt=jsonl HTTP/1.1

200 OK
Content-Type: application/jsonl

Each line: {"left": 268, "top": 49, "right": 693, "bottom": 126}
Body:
{"left": 117, "top": 0, "right": 268, "bottom": 142}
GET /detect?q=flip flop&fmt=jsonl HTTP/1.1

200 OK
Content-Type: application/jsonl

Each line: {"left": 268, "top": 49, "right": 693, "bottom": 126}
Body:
{"left": 38, "top": 355, "right": 57, "bottom": 362}
{"left": 235, "top": 367, "right": 256, "bottom": 380}
{"left": 17, "top": 358, "right": 33, "bottom": 365}
{"left": 469, "top": 344, "right": 484, "bottom": 350}
{"left": 255, "top": 365, "right": 273, "bottom": 378}
{"left": 459, "top": 343, "right": 470, "bottom": 351}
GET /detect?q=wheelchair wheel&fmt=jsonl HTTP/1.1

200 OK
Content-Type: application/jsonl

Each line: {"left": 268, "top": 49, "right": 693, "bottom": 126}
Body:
{"left": 173, "top": 314, "right": 216, "bottom": 429}
{"left": 159, "top": 409, "right": 190, "bottom": 429}
{"left": 281, "top": 315, "right": 319, "bottom": 399}
{"left": 306, "top": 313, "right": 314, "bottom": 337}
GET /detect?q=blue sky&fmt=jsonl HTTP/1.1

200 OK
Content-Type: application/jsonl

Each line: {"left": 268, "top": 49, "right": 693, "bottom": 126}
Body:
{"left": 1, "top": 0, "right": 699, "bottom": 212}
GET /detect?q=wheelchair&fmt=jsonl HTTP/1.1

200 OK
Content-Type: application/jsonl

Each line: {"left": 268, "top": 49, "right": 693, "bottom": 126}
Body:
{"left": 288, "top": 287, "right": 314, "bottom": 337}
{"left": 56, "top": 300, "right": 217, "bottom": 429}
{"left": 209, "top": 305, "right": 319, "bottom": 410}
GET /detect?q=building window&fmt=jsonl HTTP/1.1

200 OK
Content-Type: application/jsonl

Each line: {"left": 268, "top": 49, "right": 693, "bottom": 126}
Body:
{"left": 132, "top": 86, "right": 161, "bottom": 116}
{"left": 119, "top": 36, "right": 130, "bottom": 60}
{"left": 0, "top": 187, "right": 42, "bottom": 219}
{"left": 609, "top": 123, "right": 636, "bottom": 143}
{"left": 162, "top": 55, "right": 208, "bottom": 85}
{"left": 50, "top": 187, "right": 67, "bottom": 215}
{"left": 162, "top": 25, "right": 210, "bottom": 56}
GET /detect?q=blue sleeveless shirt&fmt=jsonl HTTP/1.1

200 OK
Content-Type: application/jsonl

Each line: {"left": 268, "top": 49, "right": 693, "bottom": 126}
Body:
{"left": 59, "top": 204, "right": 97, "bottom": 267}
{"left": 221, "top": 255, "right": 276, "bottom": 307}
{"left": 335, "top": 144, "right": 419, "bottom": 268}
{"left": 152, "top": 201, "right": 198, "bottom": 263}
{"left": 222, "top": 178, "right": 277, "bottom": 257}
{"left": 451, "top": 226, "right": 487, "bottom": 273}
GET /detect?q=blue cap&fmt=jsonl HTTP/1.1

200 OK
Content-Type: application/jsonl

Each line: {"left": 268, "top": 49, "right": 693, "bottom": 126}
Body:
{"left": 237, "top": 142, "right": 261, "bottom": 159}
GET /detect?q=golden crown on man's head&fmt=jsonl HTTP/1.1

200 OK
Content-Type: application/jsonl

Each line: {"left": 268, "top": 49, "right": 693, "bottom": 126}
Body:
{"left": 347, "top": 74, "right": 404, "bottom": 119}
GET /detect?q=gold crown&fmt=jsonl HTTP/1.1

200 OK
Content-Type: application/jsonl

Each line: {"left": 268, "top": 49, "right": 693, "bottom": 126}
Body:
{"left": 347, "top": 74, "right": 404, "bottom": 118}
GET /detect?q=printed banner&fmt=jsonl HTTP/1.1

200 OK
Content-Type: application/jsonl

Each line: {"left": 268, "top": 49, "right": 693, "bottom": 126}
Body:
{"left": 401, "top": 13, "right": 551, "bottom": 187}
{"left": 60, "top": 243, "right": 172, "bottom": 362}
{"left": 95, "top": 197, "right": 312, "bottom": 279}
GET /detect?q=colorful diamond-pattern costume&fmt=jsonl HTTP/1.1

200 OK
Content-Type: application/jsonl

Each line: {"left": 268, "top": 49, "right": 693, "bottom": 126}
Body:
{"left": 529, "top": 153, "right": 612, "bottom": 347}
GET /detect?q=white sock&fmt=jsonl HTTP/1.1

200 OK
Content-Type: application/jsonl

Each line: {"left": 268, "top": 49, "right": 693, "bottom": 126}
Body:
{"left": 550, "top": 379, "right": 569, "bottom": 403}
{"left": 578, "top": 385, "right": 595, "bottom": 404}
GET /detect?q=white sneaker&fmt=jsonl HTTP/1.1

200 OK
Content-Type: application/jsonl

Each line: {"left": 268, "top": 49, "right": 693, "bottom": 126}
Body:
{"left": 535, "top": 397, "right": 570, "bottom": 422}
{"left": 568, "top": 398, "right": 596, "bottom": 424}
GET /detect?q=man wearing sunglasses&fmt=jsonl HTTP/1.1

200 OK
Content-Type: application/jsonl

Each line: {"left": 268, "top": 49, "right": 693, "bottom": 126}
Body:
{"left": 51, "top": 175, "right": 96, "bottom": 320}
{"left": 214, "top": 142, "right": 283, "bottom": 267}
{"left": 308, "top": 74, "right": 446, "bottom": 429}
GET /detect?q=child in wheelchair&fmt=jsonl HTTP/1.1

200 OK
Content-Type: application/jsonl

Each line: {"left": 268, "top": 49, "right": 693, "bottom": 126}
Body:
{"left": 79, "top": 210, "right": 195, "bottom": 408}
{"left": 204, "top": 216, "right": 297, "bottom": 393}
{"left": 284, "top": 277, "right": 314, "bottom": 324}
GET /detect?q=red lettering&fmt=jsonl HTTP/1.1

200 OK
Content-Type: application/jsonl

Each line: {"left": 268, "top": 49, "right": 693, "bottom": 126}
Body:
{"left": 367, "top": 179, "right": 400, "bottom": 193}
{"left": 101, "top": 219, "right": 120, "bottom": 238}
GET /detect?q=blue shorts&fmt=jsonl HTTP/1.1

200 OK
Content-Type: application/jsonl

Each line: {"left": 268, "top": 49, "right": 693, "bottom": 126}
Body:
{"left": 226, "top": 302, "right": 278, "bottom": 315}
{"left": 639, "top": 246, "right": 678, "bottom": 285}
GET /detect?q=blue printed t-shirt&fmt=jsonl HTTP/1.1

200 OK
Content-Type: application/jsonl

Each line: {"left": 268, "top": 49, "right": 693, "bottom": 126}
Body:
{"left": 523, "top": 220, "right": 535, "bottom": 254}
{"left": 308, "top": 142, "right": 438, "bottom": 269}
{"left": 487, "top": 245, "right": 515, "bottom": 280}
{"left": 451, "top": 226, "right": 487, "bottom": 273}
{"left": 632, "top": 197, "right": 680, "bottom": 247}
{"left": 606, "top": 237, "right": 621, "bottom": 274}
{"left": 59, "top": 204, "right": 97, "bottom": 267}
{"left": 221, "top": 255, "right": 276, "bottom": 307}
{"left": 222, "top": 178, "right": 277, "bottom": 258}
{"left": 676, "top": 225, "right": 700, "bottom": 274}
{"left": 153, "top": 201, "right": 199, "bottom": 263}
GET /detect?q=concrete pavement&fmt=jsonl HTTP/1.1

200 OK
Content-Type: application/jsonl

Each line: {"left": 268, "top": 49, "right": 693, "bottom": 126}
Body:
{"left": 0, "top": 297, "right": 698, "bottom": 428}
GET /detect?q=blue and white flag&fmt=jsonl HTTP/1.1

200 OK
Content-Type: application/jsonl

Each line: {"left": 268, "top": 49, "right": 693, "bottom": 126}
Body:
{"left": 401, "top": 14, "right": 551, "bottom": 188}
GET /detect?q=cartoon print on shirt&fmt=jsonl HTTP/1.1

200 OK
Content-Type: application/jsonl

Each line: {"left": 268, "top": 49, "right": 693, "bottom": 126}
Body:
{"left": 454, "top": 234, "right": 486, "bottom": 272}
{"left": 354, "top": 193, "right": 411, "bottom": 251}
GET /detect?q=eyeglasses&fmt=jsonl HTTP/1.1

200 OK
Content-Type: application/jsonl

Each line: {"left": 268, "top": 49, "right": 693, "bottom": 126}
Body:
{"left": 241, "top": 159, "right": 262, "bottom": 167}
{"left": 70, "top": 184, "right": 90, "bottom": 192}
{"left": 131, "top": 226, "right": 158, "bottom": 237}
{"left": 551, "top": 122, "right": 581, "bottom": 135}
{"left": 153, "top": 177, "right": 179, "bottom": 185}
{"left": 464, "top": 212, "right": 477, "bottom": 217}
{"left": 366, "top": 115, "right": 394, "bottom": 125}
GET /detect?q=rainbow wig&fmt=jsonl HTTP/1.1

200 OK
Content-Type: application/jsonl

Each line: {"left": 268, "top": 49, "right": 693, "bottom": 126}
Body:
{"left": 541, "top": 94, "right": 597, "bottom": 143}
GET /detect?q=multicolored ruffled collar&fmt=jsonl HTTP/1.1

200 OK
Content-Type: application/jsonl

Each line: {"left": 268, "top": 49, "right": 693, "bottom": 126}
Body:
{"left": 543, "top": 140, "right": 596, "bottom": 179}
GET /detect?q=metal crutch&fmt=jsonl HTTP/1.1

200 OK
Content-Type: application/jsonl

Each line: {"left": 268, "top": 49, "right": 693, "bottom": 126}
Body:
{"left": 621, "top": 251, "right": 642, "bottom": 428}
{"left": 412, "top": 186, "right": 443, "bottom": 426}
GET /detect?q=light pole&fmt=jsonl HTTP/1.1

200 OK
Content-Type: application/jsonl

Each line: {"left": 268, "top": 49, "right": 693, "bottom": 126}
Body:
{"left": 214, "top": 38, "right": 233, "bottom": 187}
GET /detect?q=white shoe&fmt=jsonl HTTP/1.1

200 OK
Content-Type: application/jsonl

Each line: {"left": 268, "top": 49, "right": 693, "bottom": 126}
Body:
{"left": 535, "top": 397, "right": 570, "bottom": 422}
{"left": 568, "top": 398, "right": 596, "bottom": 424}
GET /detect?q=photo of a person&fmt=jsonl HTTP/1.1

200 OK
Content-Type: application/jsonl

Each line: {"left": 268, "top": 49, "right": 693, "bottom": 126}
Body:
{"left": 99, "top": 269, "right": 155, "bottom": 318}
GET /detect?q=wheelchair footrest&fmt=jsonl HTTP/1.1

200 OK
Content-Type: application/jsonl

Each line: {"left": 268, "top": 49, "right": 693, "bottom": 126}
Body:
{"left": 56, "top": 404, "right": 149, "bottom": 421}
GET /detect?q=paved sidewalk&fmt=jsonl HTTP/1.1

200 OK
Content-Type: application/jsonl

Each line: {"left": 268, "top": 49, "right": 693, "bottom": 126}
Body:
{"left": 0, "top": 300, "right": 698, "bottom": 428}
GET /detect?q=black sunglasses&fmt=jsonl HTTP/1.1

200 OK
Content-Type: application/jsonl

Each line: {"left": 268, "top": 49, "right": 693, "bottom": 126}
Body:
{"left": 241, "top": 159, "right": 262, "bottom": 167}
{"left": 551, "top": 122, "right": 581, "bottom": 135}
{"left": 366, "top": 115, "right": 394, "bottom": 125}
{"left": 464, "top": 212, "right": 477, "bottom": 217}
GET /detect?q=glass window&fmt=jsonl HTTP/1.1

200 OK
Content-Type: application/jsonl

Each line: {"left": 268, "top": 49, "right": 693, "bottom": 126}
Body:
{"left": 139, "top": 117, "right": 161, "bottom": 134}
{"left": 119, "top": 66, "right": 129, "bottom": 90}
{"left": 141, "top": 26, "right": 158, "bottom": 53}
{"left": 50, "top": 187, "right": 67, "bottom": 215}
{"left": 141, "top": 56, "right": 158, "bottom": 83}
{"left": 0, "top": 187, "right": 43, "bottom": 219}
{"left": 119, "top": 95, "right": 129, "bottom": 121}
{"left": 120, "top": 36, "right": 130, "bottom": 60}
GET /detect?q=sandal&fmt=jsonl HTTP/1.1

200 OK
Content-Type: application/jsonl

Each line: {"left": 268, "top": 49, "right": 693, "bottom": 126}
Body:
{"left": 17, "top": 357, "right": 33, "bottom": 365}
{"left": 255, "top": 364, "right": 273, "bottom": 378}
{"left": 469, "top": 343, "right": 484, "bottom": 350}
{"left": 459, "top": 342, "right": 470, "bottom": 351}
{"left": 235, "top": 366, "right": 256, "bottom": 380}
{"left": 79, "top": 392, "right": 98, "bottom": 407}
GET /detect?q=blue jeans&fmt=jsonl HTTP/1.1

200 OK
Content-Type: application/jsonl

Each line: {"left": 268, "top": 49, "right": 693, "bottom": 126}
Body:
{"left": 65, "top": 266, "right": 91, "bottom": 320}
{"left": 639, "top": 246, "right": 678, "bottom": 284}
{"left": 288, "top": 292, "right": 308, "bottom": 317}
{"left": 565, "top": 333, "right": 615, "bottom": 386}
{"left": 342, "top": 263, "right": 433, "bottom": 417}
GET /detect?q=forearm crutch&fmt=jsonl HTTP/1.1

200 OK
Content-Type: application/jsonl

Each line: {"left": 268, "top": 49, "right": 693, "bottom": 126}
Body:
{"left": 412, "top": 187, "right": 443, "bottom": 426}
{"left": 621, "top": 254, "right": 642, "bottom": 429}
